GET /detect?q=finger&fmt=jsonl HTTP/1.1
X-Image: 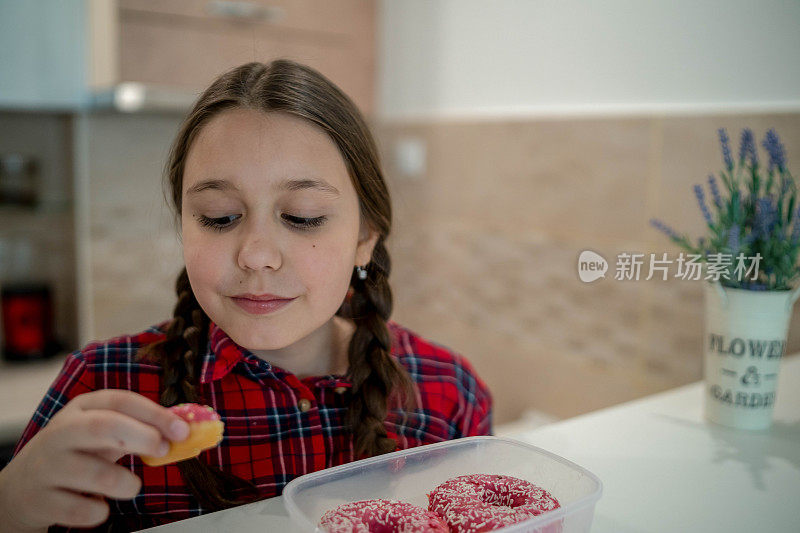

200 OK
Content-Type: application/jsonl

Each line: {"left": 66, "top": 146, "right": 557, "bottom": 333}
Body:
{"left": 50, "top": 450, "right": 142, "bottom": 501}
{"left": 44, "top": 488, "right": 111, "bottom": 528}
{"left": 95, "top": 447, "right": 126, "bottom": 464}
{"left": 55, "top": 408, "right": 170, "bottom": 459}
{"left": 71, "top": 389, "right": 190, "bottom": 442}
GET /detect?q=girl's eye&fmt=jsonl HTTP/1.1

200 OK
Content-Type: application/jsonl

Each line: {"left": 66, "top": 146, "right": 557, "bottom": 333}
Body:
{"left": 196, "top": 214, "right": 327, "bottom": 232}
{"left": 282, "top": 214, "right": 327, "bottom": 230}
{"left": 197, "top": 214, "right": 241, "bottom": 231}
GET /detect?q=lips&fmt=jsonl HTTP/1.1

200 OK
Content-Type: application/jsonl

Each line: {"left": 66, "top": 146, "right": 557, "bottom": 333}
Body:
{"left": 232, "top": 293, "right": 292, "bottom": 302}
{"left": 230, "top": 294, "right": 296, "bottom": 315}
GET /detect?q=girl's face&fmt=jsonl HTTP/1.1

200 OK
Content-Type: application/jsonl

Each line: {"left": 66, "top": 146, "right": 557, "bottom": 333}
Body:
{"left": 181, "top": 108, "right": 377, "bottom": 350}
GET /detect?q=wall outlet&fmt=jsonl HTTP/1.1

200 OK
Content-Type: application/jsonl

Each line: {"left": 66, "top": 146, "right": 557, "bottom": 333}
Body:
{"left": 393, "top": 136, "right": 426, "bottom": 180}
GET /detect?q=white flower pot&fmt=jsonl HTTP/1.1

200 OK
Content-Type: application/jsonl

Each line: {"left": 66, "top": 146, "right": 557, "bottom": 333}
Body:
{"left": 703, "top": 280, "right": 800, "bottom": 430}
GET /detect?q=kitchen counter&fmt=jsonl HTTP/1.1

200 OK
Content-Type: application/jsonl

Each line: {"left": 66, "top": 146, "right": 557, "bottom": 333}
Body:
{"left": 0, "top": 354, "right": 69, "bottom": 444}
{"left": 137, "top": 354, "right": 800, "bottom": 533}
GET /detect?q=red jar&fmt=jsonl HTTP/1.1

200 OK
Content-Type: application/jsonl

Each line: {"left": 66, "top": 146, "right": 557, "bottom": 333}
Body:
{"left": 1, "top": 283, "right": 59, "bottom": 361}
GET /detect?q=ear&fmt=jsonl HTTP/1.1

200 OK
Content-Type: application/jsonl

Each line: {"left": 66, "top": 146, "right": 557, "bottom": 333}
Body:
{"left": 355, "top": 220, "right": 380, "bottom": 267}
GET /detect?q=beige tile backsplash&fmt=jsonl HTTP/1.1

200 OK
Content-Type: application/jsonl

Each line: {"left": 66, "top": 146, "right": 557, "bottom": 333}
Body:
{"left": 84, "top": 112, "right": 185, "bottom": 337}
{"left": 376, "top": 113, "right": 800, "bottom": 424}
{"left": 80, "top": 110, "right": 800, "bottom": 426}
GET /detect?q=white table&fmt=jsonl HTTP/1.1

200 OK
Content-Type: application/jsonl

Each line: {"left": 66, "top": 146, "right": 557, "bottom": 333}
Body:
{"left": 0, "top": 355, "right": 69, "bottom": 443}
{"left": 132, "top": 354, "right": 799, "bottom": 532}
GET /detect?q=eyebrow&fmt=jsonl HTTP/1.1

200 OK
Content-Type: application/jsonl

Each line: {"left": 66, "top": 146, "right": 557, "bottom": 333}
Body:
{"left": 186, "top": 178, "right": 340, "bottom": 197}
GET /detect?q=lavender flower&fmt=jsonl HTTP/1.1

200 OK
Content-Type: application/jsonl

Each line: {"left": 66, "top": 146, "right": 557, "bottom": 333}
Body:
{"left": 694, "top": 184, "right": 713, "bottom": 225}
{"left": 727, "top": 224, "right": 740, "bottom": 252}
{"left": 762, "top": 128, "right": 786, "bottom": 174}
{"left": 739, "top": 128, "right": 758, "bottom": 167}
{"left": 718, "top": 128, "right": 733, "bottom": 170}
{"left": 649, "top": 218, "right": 679, "bottom": 240}
{"left": 707, "top": 174, "right": 722, "bottom": 208}
{"left": 650, "top": 128, "right": 798, "bottom": 291}
{"left": 754, "top": 197, "right": 777, "bottom": 238}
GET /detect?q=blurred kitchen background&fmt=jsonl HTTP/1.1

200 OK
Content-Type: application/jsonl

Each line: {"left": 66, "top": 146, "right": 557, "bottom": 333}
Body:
{"left": 1, "top": 0, "right": 800, "bottom": 462}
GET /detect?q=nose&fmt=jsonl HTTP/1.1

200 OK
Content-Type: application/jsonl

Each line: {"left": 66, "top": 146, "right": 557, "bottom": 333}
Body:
{"left": 237, "top": 217, "right": 283, "bottom": 272}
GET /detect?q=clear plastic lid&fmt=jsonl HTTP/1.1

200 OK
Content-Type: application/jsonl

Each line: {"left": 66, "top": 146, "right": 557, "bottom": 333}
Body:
{"left": 284, "top": 436, "right": 603, "bottom": 532}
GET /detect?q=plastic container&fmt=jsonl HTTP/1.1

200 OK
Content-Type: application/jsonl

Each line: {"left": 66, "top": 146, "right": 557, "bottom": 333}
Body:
{"left": 284, "top": 436, "right": 603, "bottom": 532}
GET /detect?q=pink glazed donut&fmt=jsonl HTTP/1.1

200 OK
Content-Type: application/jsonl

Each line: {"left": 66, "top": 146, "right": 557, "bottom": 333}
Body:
{"left": 139, "top": 403, "right": 224, "bottom": 467}
{"left": 427, "top": 474, "right": 561, "bottom": 533}
{"left": 319, "top": 499, "right": 449, "bottom": 533}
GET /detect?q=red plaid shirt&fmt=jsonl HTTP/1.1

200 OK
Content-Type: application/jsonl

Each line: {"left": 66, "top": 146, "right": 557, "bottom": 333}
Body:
{"left": 12, "top": 319, "right": 492, "bottom": 531}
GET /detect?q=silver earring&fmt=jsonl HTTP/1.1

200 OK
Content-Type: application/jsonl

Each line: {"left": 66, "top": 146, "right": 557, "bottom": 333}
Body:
{"left": 356, "top": 265, "right": 367, "bottom": 280}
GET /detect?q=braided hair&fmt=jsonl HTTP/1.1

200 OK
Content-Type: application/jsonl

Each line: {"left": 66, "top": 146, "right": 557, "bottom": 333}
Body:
{"left": 136, "top": 60, "right": 417, "bottom": 511}
{"left": 345, "top": 238, "right": 416, "bottom": 457}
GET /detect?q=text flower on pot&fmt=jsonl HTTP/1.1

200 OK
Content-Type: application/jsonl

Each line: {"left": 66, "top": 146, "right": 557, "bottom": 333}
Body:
{"left": 651, "top": 128, "right": 798, "bottom": 291}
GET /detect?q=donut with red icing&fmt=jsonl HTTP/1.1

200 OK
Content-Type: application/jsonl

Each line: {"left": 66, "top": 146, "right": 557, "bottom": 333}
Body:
{"left": 319, "top": 499, "right": 449, "bottom": 533}
{"left": 140, "top": 403, "right": 224, "bottom": 467}
{"left": 427, "top": 474, "right": 561, "bottom": 533}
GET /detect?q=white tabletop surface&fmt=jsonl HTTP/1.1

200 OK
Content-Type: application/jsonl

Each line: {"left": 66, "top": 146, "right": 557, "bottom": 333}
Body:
{"left": 136, "top": 354, "right": 800, "bottom": 533}
{"left": 0, "top": 354, "right": 69, "bottom": 443}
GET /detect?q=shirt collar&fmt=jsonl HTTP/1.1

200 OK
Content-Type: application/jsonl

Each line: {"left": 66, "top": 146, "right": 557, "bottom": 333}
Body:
{"left": 199, "top": 319, "right": 400, "bottom": 384}
{"left": 200, "top": 320, "right": 255, "bottom": 383}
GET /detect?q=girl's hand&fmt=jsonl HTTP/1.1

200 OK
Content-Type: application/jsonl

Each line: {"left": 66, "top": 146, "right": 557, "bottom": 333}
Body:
{"left": 0, "top": 389, "right": 191, "bottom": 531}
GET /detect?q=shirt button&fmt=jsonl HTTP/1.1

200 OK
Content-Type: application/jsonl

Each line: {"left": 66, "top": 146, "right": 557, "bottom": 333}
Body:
{"left": 298, "top": 398, "right": 312, "bottom": 412}
{"left": 334, "top": 386, "right": 347, "bottom": 395}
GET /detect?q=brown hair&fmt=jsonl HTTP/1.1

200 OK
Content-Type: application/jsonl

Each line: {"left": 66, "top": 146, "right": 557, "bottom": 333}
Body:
{"left": 137, "top": 60, "right": 417, "bottom": 511}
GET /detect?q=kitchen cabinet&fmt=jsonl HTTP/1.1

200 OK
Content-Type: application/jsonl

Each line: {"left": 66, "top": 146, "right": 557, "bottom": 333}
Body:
{"left": 0, "top": 1, "right": 89, "bottom": 110}
{"left": 1, "top": 0, "right": 377, "bottom": 115}
{"left": 119, "top": 0, "right": 375, "bottom": 113}
{"left": 118, "top": 0, "right": 376, "bottom": 114}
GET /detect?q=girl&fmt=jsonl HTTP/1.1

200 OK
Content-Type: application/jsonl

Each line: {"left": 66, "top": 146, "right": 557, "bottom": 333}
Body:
{"left": 0, "top": 60, "right": 492, "bottom": 532}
